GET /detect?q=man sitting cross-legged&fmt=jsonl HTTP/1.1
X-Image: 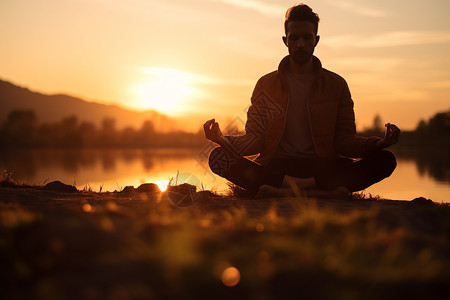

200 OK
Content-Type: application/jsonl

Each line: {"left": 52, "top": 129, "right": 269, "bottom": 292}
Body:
{"left": 204, "top": 4, "right": 400, "bottom": 198}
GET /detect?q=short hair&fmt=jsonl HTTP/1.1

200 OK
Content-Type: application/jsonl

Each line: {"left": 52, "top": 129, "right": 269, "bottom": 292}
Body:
{"left": 284, "top": 4, "right": 320, "bottom": 35}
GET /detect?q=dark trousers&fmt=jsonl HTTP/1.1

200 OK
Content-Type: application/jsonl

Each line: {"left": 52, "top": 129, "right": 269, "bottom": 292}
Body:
{"left": 209, "top": 147, "right": 397, "bottom": 195}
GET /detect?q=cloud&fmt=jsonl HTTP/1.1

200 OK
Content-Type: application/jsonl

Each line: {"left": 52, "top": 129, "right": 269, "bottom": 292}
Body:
{"left": 141, "top": 67, "right": 219, "bottom": 85}
{"left": 141, "top": 67, "right": 254, "bottom": 86}
{"left": 215, "top": 35, "right": 277, "bottom": 60}
{"left": 321, "top": 31, "right": 450, "bottom": 48}
{"left": 327, "top": 57, "right": 401, "bottom": 72}
{"left": 328, "top": 0, "right": 388, "bottom": 18}
{"left": 214, "top": 0, "right": 285, "bottom": 18}
{"left": 426, "top": 80, "right": 450, "bottom": 89}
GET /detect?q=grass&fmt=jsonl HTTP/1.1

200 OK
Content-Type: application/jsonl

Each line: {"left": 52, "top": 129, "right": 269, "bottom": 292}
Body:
{"left": 1, "top": 170, "right": 34, "bottom": 188}
{"left": 1, "top": 181, "right": 450, "bottom": 299}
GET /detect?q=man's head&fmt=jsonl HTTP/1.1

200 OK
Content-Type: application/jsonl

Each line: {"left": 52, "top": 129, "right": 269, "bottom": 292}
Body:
{"left": 283, "top": 4, "right": 320, "bottom": 66}
{"left": 284, "top": 4, "right": 320, "bottom": 36}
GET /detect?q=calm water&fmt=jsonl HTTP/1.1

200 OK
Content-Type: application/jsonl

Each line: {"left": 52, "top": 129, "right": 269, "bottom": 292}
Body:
{"left": 1, "top": 147, "right": 448, "bottom": 202}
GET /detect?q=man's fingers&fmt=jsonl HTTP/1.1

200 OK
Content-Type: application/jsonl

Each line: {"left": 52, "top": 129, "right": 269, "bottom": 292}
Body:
{"left": 204, "top": 119, "right": 213, "bottom": 127}
{"left": 385, "top": 123, "right": 400, "bottom": 138}
{"left": 382, "top": 123, "right": 400, "bottom": 146}
{"left": 203, "top": 119, "right": 215, "bottom": 130}
{"left": 385, "top": 123, "right": 400, "bottom": 131}
{"left": 203, "top": 119, "right": 222, "bottom": 143}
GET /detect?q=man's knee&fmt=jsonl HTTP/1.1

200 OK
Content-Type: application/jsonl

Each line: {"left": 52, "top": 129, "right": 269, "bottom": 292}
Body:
{"left": 208, "top": 147, "right": 232, "bottom": 176}
{"left": 377, "top": 150, "right": 397, "bottom": 178}
{"left": 208, "top": 147, "right": 222, "bottom": 175}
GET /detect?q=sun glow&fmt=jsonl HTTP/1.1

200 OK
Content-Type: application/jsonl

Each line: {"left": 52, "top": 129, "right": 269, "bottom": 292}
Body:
{"left": 133, "top": 67, "right": 207, "bottom": 115}
{"left": 155, "top": 180, "right": 169, "bottom": 192}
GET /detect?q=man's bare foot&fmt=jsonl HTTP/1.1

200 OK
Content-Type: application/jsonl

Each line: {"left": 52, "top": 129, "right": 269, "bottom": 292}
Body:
{"left": 282, "top": 175, "right": 316, "bottom": 189}
{"left": 306, "top": 187, "right": 349, "bottom": 198}
{"left": 255, "top": 185, "right": 294, "bottom": 198}
{"left": 256, "top": 184, "right": 349, "bottom": 199}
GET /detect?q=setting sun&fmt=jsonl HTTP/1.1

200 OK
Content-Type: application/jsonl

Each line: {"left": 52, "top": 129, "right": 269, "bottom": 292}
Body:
{"left": 155, "top": 180, "right": 169, "bottom": 192}
{"left": 133, "top": 67, "right": 205, "bottom": 115}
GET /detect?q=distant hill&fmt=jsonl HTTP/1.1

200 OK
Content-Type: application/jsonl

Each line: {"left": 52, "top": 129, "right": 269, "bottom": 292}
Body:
{"left": 0, "top": 79, "right": 174, "bottom": 131}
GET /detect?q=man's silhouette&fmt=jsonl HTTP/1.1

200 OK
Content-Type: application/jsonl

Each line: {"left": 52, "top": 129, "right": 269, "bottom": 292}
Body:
{"left": 204, "top": 4, "right": 400, "bottom": 197}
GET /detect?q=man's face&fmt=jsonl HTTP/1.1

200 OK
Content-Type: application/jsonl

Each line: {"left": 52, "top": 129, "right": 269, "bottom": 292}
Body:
{"left": 283, "top": 21, "right": 319, "bottom": 65}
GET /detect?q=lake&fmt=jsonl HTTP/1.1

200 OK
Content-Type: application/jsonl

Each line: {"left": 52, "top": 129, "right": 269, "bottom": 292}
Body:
{"left": 1, "top": 146, "right": 448, "bottom": 203}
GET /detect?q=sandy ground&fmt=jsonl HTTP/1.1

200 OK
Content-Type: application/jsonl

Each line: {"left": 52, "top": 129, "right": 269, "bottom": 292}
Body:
{"left": 1, "top": 182, "right": 450, "bottom": 299}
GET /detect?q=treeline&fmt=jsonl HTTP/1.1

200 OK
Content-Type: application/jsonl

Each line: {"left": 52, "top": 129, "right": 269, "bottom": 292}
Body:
{"left": 359, "top": 110, "right": 450, "bottom": 146}
{"left": 0, "top": 110, "right": 205, "bottom": 148}
{"left": 2, "top": 109, "right": 449, "bottom": 148}
{"left": 410, "top": 111, "right": 450, "bottom": 145}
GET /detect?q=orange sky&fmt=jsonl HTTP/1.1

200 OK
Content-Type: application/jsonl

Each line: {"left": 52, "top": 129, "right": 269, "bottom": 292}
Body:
{"left": 1, "top": 0, "right": 449, "bottom": 131}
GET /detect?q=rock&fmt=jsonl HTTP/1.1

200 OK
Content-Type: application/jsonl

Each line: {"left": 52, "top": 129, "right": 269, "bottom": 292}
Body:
{"left": 120, "top": 186, "right": 135, "bottom": 194}
{"left": 42, "top": 181, "right": 78, "bottom": 193}
{"left": 166, "top": 183, "right": 197, "bottom": 195}
{"left": 165, "top": 183, "right": 198, "bottom": 208}
{"left": 136, "top": 183, "right": 160, "bottom": 193}
{"left": 411, "top": 197, "right": 435, "bottom": 207}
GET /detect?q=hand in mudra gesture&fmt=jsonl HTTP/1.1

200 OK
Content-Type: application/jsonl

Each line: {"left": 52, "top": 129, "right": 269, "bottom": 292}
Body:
{"left": 384, "top": 123, "right": 400, "bottom": 145}
{"left": 377, "top": 123, "right": 401, "bottom": 149}
{"left": 203, "top": 119, "right": 223, "bottom": 144}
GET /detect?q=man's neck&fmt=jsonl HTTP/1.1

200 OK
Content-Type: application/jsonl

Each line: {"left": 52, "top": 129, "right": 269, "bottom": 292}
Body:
{"left": 288, "top": 58, "right": 315, "bottom": 75}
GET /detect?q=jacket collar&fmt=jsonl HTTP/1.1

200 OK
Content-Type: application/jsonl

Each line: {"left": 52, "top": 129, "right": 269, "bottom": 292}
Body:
{"left": 277, "top": 55, "right": 322, "bottom": 82}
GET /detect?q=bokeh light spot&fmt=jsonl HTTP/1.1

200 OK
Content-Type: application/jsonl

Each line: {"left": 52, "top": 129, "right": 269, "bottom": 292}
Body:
{"left": 82, "top": 203, "right": 92, "bottom": 212}
{"left": 221, "top": 267, "right": 241, "bottom": 287}
{"left": 256, "top": 223, "right": 264, "bottom": 232}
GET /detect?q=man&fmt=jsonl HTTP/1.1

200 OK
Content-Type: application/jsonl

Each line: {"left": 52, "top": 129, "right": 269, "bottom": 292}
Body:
{"left": 204, "top": 4, "right": 400, "bottom": 197}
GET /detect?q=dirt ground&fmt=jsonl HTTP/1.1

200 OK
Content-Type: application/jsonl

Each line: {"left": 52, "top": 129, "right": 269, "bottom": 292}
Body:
{"left": 1, "top": 182, "right": 450, "bottom": 299}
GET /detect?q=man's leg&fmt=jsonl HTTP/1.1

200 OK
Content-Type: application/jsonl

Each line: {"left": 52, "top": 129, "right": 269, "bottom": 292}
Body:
{"left": 209, "top": 148, "right": 396, "bottom": 196}
{"left": 208, "top": 147, "right": 285, "bottom": 195}
{"left": 263, "top": 157, "right": 349, "bottom": 197}
{"left": 265, "top": 151, "right": 396, "bottom": 196}
{"left": 316, "top": 150, "right": 397, "bottom": 192}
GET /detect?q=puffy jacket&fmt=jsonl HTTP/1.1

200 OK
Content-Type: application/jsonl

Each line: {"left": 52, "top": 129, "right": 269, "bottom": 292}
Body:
{"left": 226, "top": 55, "right": 381, "bottom": 165}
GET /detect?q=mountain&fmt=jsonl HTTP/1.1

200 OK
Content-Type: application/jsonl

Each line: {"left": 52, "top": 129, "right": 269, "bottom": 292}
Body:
{"left": 0, "top": 79, "right": 174, "bottom": 131}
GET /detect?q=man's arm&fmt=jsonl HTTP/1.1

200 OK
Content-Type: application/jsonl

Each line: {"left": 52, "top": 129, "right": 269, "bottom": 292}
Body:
{"left": 204, "top": 78, "right": 267, "bottom": 157}
{"left": 333, "top": 80, "right": 376, "bottom": 157}
{"left": 334, "top": 80, "right": 401, "bottom": 156}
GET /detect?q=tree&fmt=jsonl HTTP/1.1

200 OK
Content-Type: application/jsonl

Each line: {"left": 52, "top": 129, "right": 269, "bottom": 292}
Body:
{"left": 100, "top": 118, "right": 118, "bottom": 146}
{"left": 139, "top": 120, "right": 156, "bottom": 146}
{"left": 0, "top": 110, "right": 38, "bottom": 146}
{"left": 60, "top": 115, "right": 82, "bottom": 147}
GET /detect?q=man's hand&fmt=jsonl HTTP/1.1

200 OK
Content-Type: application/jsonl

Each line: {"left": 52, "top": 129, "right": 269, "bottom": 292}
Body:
{"left": 376, "top": 123, "right": 400, "bottom": 149}
{"left": 203, "top": 119, "right": 223, "bottom": 144}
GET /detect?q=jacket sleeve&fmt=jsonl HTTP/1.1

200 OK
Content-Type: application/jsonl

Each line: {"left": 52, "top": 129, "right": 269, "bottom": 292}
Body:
{"left": 334, "top": 80, "right": 381, "bottom": 158}
{"left": 223, "top": 78, "right": 266, "bottom": 156}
